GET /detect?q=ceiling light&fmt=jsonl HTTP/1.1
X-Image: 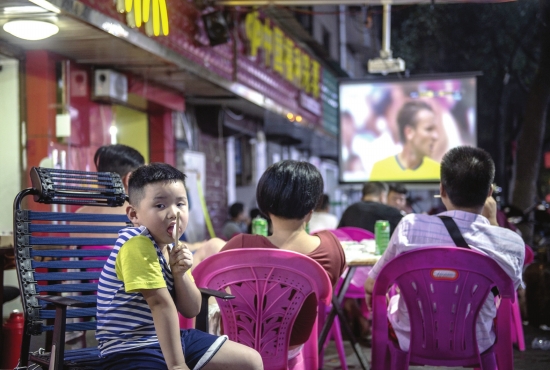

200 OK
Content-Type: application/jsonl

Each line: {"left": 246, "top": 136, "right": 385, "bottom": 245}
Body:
{"left": 28, "top": 0, "right": 61, "bottom": 14}
{"left": 3, "top": 6, "right": 48, "bottom": 14}
{"left": 3, "top": 20, "right": 59, "bottom": 40}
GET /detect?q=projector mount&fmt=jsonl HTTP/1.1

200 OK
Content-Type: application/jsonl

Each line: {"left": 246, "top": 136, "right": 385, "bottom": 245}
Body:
{"left": 368, "top": 4, "right": 406, "bottom": 75}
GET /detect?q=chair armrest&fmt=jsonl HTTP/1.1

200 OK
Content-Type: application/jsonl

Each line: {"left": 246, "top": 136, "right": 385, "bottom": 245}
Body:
{"left": 199, "top": 288, "right": 235, "bottom": 301}
{"left": 40, "top": 295, "right": 91, "bottom": 308}
{"left": 196, "top": 288, "right": 235, "bottom": 333}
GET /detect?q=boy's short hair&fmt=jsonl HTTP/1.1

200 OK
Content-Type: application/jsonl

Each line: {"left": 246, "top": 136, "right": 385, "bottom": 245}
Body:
{"left": 128, "top": 163, "right": 186, "bottom": 205}
{"left": 257, "top": 160, "right": 323, "bottom": 220}
{"left": 94, "top": 144, "right": 145, "bottom": 178}
{"left": 362, "top": 182, "right": 388, "bottom": 198}
{"left": 440, "top": 146, "right": 495, "bottom": 208}
{"left": 229, "top": 202, "right": 244, "bottom": 218}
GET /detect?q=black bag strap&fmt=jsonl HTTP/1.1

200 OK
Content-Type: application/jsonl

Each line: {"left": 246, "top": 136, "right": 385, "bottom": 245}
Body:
{"left": 438, "top": 216, "right": 500, "bottom": 297}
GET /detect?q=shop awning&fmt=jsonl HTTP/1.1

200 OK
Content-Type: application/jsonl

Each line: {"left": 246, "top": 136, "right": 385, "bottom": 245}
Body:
{"left": 0, "top": 0, "right": 263, "bottom": 114}
{"left": 215, "top": 0, "right": 514, "bottom": 5}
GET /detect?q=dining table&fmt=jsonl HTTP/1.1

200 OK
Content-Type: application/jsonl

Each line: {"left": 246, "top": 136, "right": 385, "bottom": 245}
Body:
{"left": 318, "top": 240, "right": 380, "bottom": 370}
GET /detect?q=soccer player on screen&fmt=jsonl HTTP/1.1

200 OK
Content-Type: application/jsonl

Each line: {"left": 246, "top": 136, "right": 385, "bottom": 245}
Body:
{"left": 369, "top": 101, "right": 440, "bottom": 181}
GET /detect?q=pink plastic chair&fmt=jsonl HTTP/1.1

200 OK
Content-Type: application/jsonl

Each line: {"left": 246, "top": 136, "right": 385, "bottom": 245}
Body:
{"left": 510, "top": 244, "right": 534, "bottom": 351}
{"left": 371, "top": 247, "right": 515, "bottom": 370}
{"left": 193, "top": 248, "right": 332, "bottom": 370}
{"left": 338, "top": 226, "right": 375, "bottom": 241}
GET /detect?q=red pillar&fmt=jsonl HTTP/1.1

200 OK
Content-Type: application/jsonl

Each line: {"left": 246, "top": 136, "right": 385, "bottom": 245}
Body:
{"left": 149, "top": 110, "right": 176, "bottom": 166}
{"left": 25, "top": 51, "right": 57, "bottom": 210}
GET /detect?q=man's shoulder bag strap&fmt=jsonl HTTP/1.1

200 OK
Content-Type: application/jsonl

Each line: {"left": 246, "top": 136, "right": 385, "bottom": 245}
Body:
{"left": 438, "top": 215, "right": 499, "bottom": 296}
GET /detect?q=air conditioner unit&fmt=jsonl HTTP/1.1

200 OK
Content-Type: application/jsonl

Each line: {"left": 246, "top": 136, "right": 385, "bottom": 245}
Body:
{"left": 93, "top": 69, "right": 128, "bottom": 102}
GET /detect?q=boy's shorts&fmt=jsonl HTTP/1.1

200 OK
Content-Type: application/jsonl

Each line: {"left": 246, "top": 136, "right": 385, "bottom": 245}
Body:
{"left": 100, "top": 329, "right": 228, "bottom": 370}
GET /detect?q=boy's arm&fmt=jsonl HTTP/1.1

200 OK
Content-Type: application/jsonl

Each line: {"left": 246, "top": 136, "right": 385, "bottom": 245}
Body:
{"left": 142, "top": 288, "right": 189, "bottom": 370}
{"left": 170, "top": 243, "right": 202, "bottom": 317}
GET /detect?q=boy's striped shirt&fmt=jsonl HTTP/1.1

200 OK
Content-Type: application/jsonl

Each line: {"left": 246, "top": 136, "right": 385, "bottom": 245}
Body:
{"left": 96, "top": 226, "right": 174, "bottom": 355}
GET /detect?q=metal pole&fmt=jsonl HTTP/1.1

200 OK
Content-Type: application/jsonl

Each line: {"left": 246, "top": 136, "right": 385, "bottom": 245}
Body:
{"left": 381, "top": 4, "right": 392, "bottom": 58}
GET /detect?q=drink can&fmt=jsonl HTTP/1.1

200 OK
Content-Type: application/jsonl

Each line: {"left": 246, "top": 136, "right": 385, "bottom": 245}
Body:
{"left": 375, "top": 220, "right": 390, "bottom": 255}
{"left": 252, "top": 216, "right": 268, "bottom": 236}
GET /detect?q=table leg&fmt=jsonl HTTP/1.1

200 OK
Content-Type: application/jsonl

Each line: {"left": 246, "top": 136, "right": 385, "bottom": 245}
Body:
{"left": 318, "top": 267, "right": 370, "bottom": 370}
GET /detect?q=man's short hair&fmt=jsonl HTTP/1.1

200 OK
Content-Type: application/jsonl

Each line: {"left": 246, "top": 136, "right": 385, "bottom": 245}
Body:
{"left": 257, "top": 160, "right": 323, "bottom": 220}
{"left": 389, "top": 183, "right": 407, "bottom": 195}
{"left": 441, "top": 146, "right": 495, "bottom": 208}
{"left": 229, "top": 202, "right": 244, "bottom": 218}
{"left": 362, "top": 182, "right": 388, "bottom": 198}
{"left": 316, "top": 194, "right": 330, "bottom": 212}
{"left": 397, "top": 101, "right": 434, "bottom": 143}
{"left": 94, "top": 144, "right": 145, "bottom": 178}
{"left": 128, "top": 163, "right": 186, "bottom": 206}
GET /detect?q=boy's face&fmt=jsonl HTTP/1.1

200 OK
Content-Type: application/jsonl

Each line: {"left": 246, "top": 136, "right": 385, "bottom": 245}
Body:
{"left": 127, "top": 181, "right": 189, "bottom": 247}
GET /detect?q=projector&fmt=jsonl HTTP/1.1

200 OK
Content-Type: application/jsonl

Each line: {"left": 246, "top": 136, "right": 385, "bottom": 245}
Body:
{"left": 368, "top": 57, "right": 406, "bottom": 75}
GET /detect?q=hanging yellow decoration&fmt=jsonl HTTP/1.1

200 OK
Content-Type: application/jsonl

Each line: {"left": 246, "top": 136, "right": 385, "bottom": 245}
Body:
{"left": 120, "top": 0, "right": 169, "bottom": 36}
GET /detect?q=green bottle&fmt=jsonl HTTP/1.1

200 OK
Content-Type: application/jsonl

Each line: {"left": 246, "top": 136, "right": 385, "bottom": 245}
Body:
{"left": 375, "top": 220, "right": 390, "bottom": 255}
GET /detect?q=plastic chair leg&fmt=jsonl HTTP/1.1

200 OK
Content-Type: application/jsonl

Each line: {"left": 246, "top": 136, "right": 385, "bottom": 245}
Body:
{"left": 512, "top": 291, "right": 525, "bottom": 351}
{"left": 332, "top": 317, "right": 349, "bottom": 370}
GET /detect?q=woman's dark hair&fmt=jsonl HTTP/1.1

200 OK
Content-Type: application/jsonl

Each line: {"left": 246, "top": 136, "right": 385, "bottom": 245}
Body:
{"left": 94, "top": 144, "right": 145, "bottom": 178}
{"left": 128, "top": 163, "right": 186, "bottom": 205}
{"left": 229, "top": 202, "right": 244, "bottom": 218}
{"left": 256, "top": 160, "right": 323, "bottom": 220}
{"left": 440, "top": 146, "right": 494, "bottom": 208}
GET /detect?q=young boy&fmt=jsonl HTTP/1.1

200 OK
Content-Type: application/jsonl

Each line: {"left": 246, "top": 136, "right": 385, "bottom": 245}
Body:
{"left": 96, "top": 163, "right": 263, "bottom": 370}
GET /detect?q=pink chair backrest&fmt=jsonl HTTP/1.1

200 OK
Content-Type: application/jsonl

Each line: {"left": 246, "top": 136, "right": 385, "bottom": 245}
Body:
{"left": 371, "top": 247, "right": 515, "bottom": 370}
{"left": 193, "top": 248, "right": 332, "bottom": 370}
{"left": 327, "top": 229, "right": 352, "bottom": 241}
{"left": 337, "top": 227, "right": 374, "bottom": 241}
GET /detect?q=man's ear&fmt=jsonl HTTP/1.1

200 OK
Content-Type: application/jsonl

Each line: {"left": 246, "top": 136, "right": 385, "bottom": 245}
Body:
{"left": 127, "top": 205, "right": 139, "bottom": 225}
{"left": 404, "top": 125, "right": 415, "bottom": 141}
{"left": 439, "top": 183, "right": 447, "bottom": 198}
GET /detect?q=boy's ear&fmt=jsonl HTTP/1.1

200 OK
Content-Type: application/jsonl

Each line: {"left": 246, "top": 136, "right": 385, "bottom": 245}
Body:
{"left": 126, "top": 205, "right": 139, "bottom": 225}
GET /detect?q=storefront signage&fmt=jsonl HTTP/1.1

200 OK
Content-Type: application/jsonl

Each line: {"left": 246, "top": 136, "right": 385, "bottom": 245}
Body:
{"left": 116, "top": 0, "right": 169, "bottom": 36}
{"left": 244, "top": 11, "right": 321, "bottom": 99}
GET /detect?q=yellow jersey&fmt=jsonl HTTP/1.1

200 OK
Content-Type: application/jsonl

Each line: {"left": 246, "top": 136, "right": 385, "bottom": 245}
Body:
{"left": 369, "top": 155, "right": 440, "bottom": 181}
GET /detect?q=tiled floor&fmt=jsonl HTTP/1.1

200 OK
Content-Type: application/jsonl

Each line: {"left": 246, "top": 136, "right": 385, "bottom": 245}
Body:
{"left": 23, "top": 323, "right": 550, "bottom": 369}
{"left": 322, "top": 324, "right": 550, "bottom": 369}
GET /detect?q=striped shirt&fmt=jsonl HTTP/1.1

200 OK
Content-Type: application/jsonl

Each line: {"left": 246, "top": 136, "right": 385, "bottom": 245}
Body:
{"left": 368, "top": 210, "right": 525, "bottom": 353}
{"left": 96, "top": 226, "right": 174, "bottom": 356}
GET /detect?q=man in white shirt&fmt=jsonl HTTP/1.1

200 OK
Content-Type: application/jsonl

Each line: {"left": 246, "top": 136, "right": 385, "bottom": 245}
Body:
{"left": 364, "top": 146, "right": 525, "bottom": 353}
{"left": 308, "top": 194, "right": 339, "bottom": 233}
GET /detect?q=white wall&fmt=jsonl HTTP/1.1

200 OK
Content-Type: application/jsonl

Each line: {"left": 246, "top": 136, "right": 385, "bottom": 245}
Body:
{"left": 0, "top": 58, "right": 20, "bottom": 234}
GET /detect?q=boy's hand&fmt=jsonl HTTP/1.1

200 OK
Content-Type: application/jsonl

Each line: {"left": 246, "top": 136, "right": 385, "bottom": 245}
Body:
{"left": 170, "top": 242, "right": 193, "bottom": 275}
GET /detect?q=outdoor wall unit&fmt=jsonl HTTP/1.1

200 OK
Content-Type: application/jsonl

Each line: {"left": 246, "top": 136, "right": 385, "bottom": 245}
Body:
{"left": 93, "top": 69, "right": 128, "bottom": 103}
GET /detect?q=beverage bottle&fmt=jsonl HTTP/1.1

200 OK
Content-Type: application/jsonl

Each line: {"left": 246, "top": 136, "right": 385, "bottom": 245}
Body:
{"left": 532, "top": 337, "right": 550, "bottom": 350}
{"left": 251, "top": 216, "right": 268, "bottom": 236}
{"left": 375, "top": 220, "right": 390, "bottom": 255}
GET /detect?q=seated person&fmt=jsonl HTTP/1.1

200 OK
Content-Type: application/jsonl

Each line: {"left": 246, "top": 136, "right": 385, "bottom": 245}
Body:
{"left": 96, "top": 163, "right": 263, "bottom": 370}
{"left": 308, "top": 194, "right": 339, "bottom": 233}
{"left": 364, "top": 146, "right": 525, "bottom": 353}
{"left": 75, "top": 144, "right": 145, "bottom": 236}
{"left": 221, "top": 202, "right": 248, "bottom": 240}
{"left": 221, "top": 160, "right": 346, "bottom": 352}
